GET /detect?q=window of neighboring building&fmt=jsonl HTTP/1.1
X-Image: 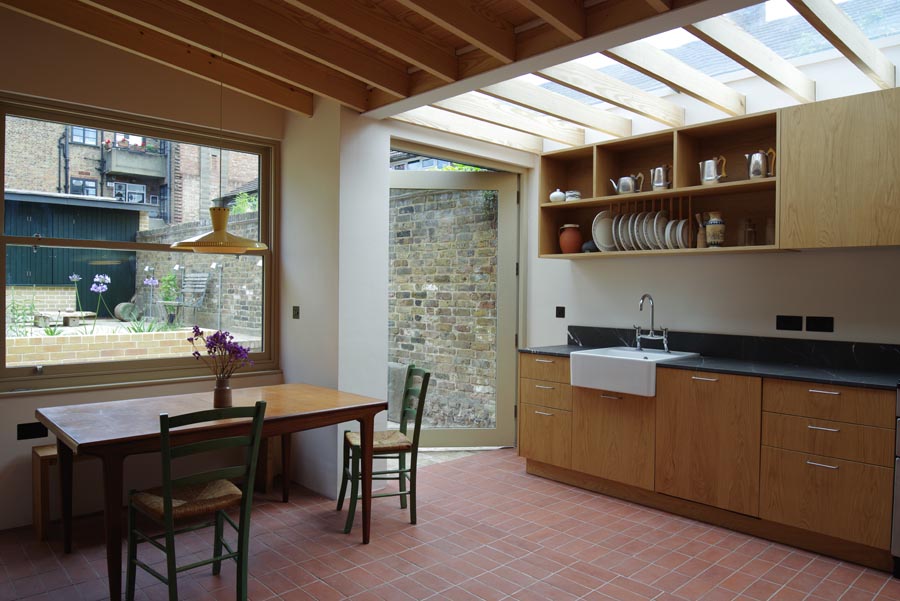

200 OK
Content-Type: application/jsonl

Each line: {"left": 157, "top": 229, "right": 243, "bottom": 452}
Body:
{"left": 71, "top": 126, "right": 98, "bottom": 145}
{"left": 2, "top": 106, "right": 276, "bottom": 392}
{"left": 70, "top": 178, "right": 97, "bottom": 196}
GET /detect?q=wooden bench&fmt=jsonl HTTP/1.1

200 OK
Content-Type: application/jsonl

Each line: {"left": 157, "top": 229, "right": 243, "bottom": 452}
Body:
{"left": 33, "top": 311, "right": 97, "bottom": 328}
{"left": 33, "top": 438, "right": 283, "bottom": 540}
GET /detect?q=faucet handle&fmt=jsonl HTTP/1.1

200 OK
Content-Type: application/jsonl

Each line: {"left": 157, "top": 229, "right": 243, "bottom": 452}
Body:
{"left": 660, "top": 327, "right": 669, "bottom": 352}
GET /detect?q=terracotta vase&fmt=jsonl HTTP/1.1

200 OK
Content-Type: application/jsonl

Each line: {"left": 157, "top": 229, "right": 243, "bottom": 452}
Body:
{"left": 558, "top": 224, "right": 583, "bottom": 254}
{"left": 213, "top": 377, "right": 232, "bottom": 408}
{"left": 705, "top": 211, "right": 726, "bottom": 247}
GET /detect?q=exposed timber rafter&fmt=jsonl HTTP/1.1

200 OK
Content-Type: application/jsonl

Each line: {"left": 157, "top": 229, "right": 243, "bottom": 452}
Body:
{"left": 604, "top": 40, "right": 746, "bottom": 116}
{"left": 513, "top": 0, "right": 585, "bottom": 41}
{"left": 0, "top": 0, "right": 314, "bottom": 115}
{"left": 392, "top": 106, "right": 544, "bottom": 153}
{"left": 787, "top": 0, "right": 895, "bottom": 89}
{"left": 433, "top": 92, "right": 585, "bottom": 146}
{"left": 686, "top": 17, "right": 816, "bottom": 104}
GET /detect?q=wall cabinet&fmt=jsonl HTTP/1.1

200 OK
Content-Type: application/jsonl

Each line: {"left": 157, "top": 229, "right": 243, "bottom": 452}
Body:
{"left": 780, "top": 86, "right": 900, "bottom": 249}
{"left": 760, "top": 377, "right": 894, "bottom": 550}
{"left": 655, "top": 369, "right": 762, "bottom": 516}
{"left": 539, "top": 112, "right": 778, "bottom": 258}
{"left": 571, "top": 387, "right": 654, "bottom": 490}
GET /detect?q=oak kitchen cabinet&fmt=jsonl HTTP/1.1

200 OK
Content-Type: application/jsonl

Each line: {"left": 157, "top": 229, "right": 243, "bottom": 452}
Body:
{"left": 780, "top": 86, "right": 900, "bottom": 249}
{"left": 655, "top": 368, "right": 762, "bottom": 516}
{"left": 760, "top": 378, "right": 895, "bottom": 549}
{"left": 518, "top": 353, "right": 571, "bottom": 469}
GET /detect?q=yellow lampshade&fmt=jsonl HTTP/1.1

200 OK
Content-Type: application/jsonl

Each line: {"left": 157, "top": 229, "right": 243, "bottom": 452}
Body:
{"left": 170, "top": 207, "right": 267, "bottom": 254}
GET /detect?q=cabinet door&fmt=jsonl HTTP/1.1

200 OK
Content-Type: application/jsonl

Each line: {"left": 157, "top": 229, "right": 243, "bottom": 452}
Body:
{"left": 572, "top": 387, "right": 654, "bottom": 490}
{"left": 656, "top": 369, "right": 762, "bottom": 516}
{"left": 780, "top": 87, "right": 900, "bottom": 248}
{"left": 519, "top": 402, "right": 571, "bottom": 468}
{"left": 760, "top": 447, "right": 892, "bottom": 549}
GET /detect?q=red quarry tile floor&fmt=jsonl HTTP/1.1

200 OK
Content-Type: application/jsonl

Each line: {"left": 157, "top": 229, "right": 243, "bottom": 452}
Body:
{"left": 1, "top": 448, "right": 897, "bottom": 600}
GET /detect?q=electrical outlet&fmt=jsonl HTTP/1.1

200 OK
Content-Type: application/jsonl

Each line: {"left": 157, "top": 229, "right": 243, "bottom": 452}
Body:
{"left": 292, "top": 306, "right": 300, "bottom": 319}
{"left": 555, "top": 306, "right": 565, "bottom": 319}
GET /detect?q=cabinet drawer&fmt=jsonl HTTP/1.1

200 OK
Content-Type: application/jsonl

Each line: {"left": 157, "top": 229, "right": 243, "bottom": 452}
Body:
{"left": 763, "top": 378, "right": 894, "bottom": 428}
{"left": 760, "top": 446, "right": 892, "bottom": 549}
{"left": 519, "top": 378, "right": 572, "bottom": 411}
{"left": 762, "top": 412, "right": 893, "bottom": 467}
{"left": 519, "top": 353, "right": 570, "bottom": 384}
{"left": 519, "top": 402, "right": 571, "bottom": 469}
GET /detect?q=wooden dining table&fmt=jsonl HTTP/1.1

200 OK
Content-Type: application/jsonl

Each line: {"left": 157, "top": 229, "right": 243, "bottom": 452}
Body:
{"left": 36, "top": 383, "right": 386, "bottom": 601}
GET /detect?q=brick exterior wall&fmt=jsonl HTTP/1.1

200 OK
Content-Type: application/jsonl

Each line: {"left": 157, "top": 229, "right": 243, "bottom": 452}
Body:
{"left": 6, "top": 286, "right": 74, "bottom": 313}
{"left": 8, "top": 331, "right": 196, "bottom": 367}
{"left": 135, "top": 213, "right": 263, "bottom": 335}
{"left": 5, "top": 118, "right": 63, "bottom": 192}
{"left": 389, "top": 189, "right": 498, "bottom": 429}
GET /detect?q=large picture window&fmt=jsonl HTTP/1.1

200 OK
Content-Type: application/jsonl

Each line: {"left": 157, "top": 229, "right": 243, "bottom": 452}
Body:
{"left": 2, "top": 101, "right": 276, "bottom": 391}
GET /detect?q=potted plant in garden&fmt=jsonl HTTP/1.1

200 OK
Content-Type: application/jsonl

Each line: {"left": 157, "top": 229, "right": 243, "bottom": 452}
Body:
{"left": 159, "top": 273, "right": 179, "bottom": 324}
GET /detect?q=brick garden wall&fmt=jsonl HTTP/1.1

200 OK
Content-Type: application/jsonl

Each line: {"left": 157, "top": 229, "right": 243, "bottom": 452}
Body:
{"left": 7, "top": 331, "right": 193, "bottom": 367}
{"left": 6, "top": 286, "right": 74, "bottom": 314}
{"left": 389, "top": 188, "right": 498, "bottom": 429}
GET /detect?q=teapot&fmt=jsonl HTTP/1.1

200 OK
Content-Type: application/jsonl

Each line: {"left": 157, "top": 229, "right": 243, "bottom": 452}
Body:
{"left": 745, "top": 148, "right": 776, "bottom": 179}
{"left": 610, "top": 173, "right": 644, "bottom": 194}
{"left": 649, "top": 165, "right": 671, "bottom": 190}
{"left": 699, "top": 156, "right": 727, "bottom": 185}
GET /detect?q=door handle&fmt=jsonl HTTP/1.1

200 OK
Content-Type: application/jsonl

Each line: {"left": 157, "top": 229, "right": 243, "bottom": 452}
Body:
{"left": 806, "top": 460, "right": 839, "bottom": 470}
{"left": 808, "top": 389, "right": 840, "bottom": 396}
{"left": 600, "top": 394, "right": 622, "bottom": 400}
{"left": 535, "top": 385, "right": 555, "bottom": 390}
{"left": 534, "top": 411, "right": 554, "bottom": 416}
{"left": 535, "top": 359, "right": 554, "bottom": 364}
{"left": 691, "top": 376, "right": 718, "bottom": 382}
{"left": 807, "top": 425, "right": 840, "bottom": 433}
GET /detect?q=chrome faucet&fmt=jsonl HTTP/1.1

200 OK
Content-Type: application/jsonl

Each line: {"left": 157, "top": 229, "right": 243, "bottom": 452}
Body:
{"left": 634, "top": 293, "right": 669, "bottom": 352}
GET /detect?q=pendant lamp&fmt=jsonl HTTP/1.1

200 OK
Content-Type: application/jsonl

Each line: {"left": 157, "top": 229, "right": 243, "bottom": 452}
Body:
{"left": 170, "top": 37, "right": 267, "bottom": 256}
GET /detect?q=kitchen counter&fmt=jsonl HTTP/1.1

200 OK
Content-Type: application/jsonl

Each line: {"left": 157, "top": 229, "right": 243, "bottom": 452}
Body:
{"left": 519, "top": 345, "right": 900, "bottom": 390}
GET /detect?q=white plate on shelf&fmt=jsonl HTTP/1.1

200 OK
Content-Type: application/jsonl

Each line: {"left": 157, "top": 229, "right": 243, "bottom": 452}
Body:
{"left": 676, "top": 219, "right": 689, "bottom": 249}
{"left": 653, "top": 211, "right": 669, "bottom": 249}
{"left": 633, "top": 212, "right": 648, "bottom": 250}
{"left": 592, "top": 210, "right": 616, "bottom": 252}
{"left": 620, "top": 214, "right": 633, "bottom": 250}
{"left": 644, "top": 212, "right": 659, "bottom": 250}
{"left": 611, "top": 214, "right": 622, "bottom": 251}
{"left": 664, "top": 220, "right": 677, "bottom": 249}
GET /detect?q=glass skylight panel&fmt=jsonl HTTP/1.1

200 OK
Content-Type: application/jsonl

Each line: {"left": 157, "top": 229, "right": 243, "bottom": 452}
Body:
{"left": 835, "top": 0, "right": 900, "bottom": 42}
{"left": 725, "top": 0, "right": 839, "bottom": 61}
{"left": 644, "top": 28, "right": 746, "bottom": 79}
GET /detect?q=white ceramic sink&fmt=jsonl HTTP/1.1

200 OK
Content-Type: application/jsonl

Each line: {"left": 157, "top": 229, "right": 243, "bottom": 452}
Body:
{"left": 570, "top": 346, "right": 699, "bottom": 397}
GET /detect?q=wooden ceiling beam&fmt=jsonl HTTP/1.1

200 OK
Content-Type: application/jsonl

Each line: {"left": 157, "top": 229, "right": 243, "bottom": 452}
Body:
{"left": 480, "top": 79, "right": 631, "bottom": 138}
{"left": 787, "top": 0, "right": 895, "bottom": 89}
{"left": 512, "top": 0, "right": 585, "bottom": 41}
{"left": 604, "top": 40, "right": 746, "bottom": 116}
{"left": 686, "top": 17, "right": 816, "bottom": 104}
{"left": 433, "top": 92, "right": 585, "bottom": 146}
{"left": 282, "top": 0, "right": 459, "bottom": 82}
{"left": 0, "top": 0, "right": 314, "bottom": 115}
{"left": 393, "top": 0, "right": 516, "bottom": 64}
{"left": 539, "top": 62, "right": 685, "bottom": 127}
{"left": 79, "top": 0, "right": 368, "bottom": 111}
{"left": 392, "top": 106, "right": 544, "bottom": 153}
{"left": 181, "top": 0, "right": 409, "bottom": 99}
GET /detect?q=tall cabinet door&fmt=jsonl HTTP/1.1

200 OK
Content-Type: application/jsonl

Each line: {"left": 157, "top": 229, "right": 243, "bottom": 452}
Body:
{"left": 780, "top": 87, "right": 900, "bottom": 248}
{"left": 655, "top": 369, "right": 762, "bottom": 516}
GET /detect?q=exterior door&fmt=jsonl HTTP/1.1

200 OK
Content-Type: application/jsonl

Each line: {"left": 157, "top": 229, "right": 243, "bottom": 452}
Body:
{"left": 388, "top": 170, "right": 518, "bottom": 447}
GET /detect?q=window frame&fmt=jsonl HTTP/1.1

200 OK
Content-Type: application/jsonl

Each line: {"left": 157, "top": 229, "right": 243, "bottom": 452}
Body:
{"left": 70, "top": 125, "right": 98, "bottom": 146}
{"left": 0, "top": 93, "right": 280, "bottom": 393}
{"left": 70, "top": 177, "right": 98, "bottom": 197}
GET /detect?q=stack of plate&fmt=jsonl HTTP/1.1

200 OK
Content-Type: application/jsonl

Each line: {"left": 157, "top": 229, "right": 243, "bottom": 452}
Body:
{"left": 593, "top": 210, "right": 690, "bottom": 252}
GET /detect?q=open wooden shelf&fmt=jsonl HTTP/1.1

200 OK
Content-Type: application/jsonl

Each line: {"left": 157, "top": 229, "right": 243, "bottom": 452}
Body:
{"left": 540, "top": 245, "right": 782, "bottom": 260}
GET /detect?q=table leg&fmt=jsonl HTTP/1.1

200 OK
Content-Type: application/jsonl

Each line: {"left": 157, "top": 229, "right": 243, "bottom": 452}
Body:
{"left": 56, "top": 440, "right": 73, "bottom": 554}
{"left": 281, "top": 433, "right": 292, "bottom": 503}
{"left": 102, "top": 454, "right": 125, "bottom": 601}
{"left": 358, "top": 414, "right": 375, "bottom": 544}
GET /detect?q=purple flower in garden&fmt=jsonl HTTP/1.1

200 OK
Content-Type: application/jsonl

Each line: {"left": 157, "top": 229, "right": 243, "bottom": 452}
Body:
{"left": 188, "top": 326, "right": 253, "bottom": 379}
{"left": 143, "top": 277, "right": 159, "bottom": 287}
{"left": 90, "top": 283, "right": 108, "bottom": 293}
{"left": 94, "top": 274, "right": 111, "bottom": 284}
{"left": 68, "top": 273, "right": 82, "bottom": 282}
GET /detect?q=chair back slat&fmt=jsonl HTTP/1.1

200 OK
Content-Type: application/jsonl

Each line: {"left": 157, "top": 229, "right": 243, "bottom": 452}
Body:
{"left": 170, "top": 436, "right": 252, "bottom": 459}
{"left": 159, "top": 401, "right": 266, "bottom": 527}
{"left": 170, "top": 465, "right": 247, "bottom": 490}
{"left": 399, "top": 368, "right": 430, "bottom": 441}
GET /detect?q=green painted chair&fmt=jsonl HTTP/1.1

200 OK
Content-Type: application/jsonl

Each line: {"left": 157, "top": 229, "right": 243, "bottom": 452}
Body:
{"left": 125, "top": 401, "right": 267, "bottom": 601}
{"left": 337, "top": 366, "right": 431, "bottom": 533}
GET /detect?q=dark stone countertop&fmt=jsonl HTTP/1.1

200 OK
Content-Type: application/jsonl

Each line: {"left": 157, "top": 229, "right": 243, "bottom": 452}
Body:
{"left": 519, "top": 345, "right": 900, "bottom": 390}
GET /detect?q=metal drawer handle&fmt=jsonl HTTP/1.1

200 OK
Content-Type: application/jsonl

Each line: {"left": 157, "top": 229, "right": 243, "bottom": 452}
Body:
{"left": 806, "top": 460, "right": 839, "bottom": 470}
{"left": 807, "top": 425, "right": 840, "bottom": 433}
{"left": 535, "top": 359, "right": 554, "bottom": 364}
{"left": 691, "top": 376, "right": 719, "bottom": 382}
{"left": 601, "top": 394, "right": 622, "bottom": 400}
{"left": 534, "top": 411, "right": 554, "bottom": 416}
{"left": 808, "top": 389, "right": 840, "bottom": 396}
{"left": 535, "top": 385, "right": 555, "bottom": 390}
